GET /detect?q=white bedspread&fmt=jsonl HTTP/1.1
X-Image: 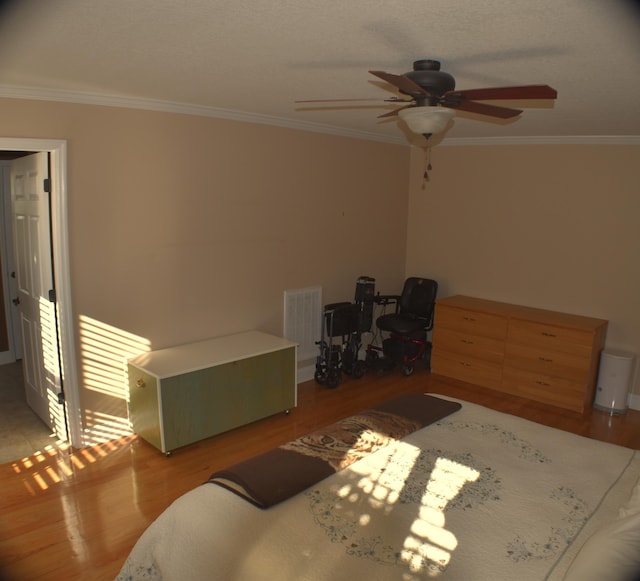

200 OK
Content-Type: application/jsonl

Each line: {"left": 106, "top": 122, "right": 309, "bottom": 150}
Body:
{"left": 115, "top": 395, "right": 640, "bottom": 580}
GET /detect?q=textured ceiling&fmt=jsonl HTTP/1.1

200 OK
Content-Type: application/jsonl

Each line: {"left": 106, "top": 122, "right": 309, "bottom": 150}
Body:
{"left": 0, "top": 0, "right": 639, "bottom": 145}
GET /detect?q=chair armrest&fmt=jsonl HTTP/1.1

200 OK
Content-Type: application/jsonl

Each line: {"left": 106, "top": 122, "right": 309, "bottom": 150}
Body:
{"left": 374, "top": 294, "right": 401, "bottom": 309}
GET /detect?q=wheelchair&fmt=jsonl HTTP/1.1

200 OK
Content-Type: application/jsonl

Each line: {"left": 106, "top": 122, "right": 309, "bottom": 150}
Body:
{"left": 366, "top": 277, "right": 438, "bottom": 376}
{"left": 314, "top": 276, "right": 375, "bottom": 388}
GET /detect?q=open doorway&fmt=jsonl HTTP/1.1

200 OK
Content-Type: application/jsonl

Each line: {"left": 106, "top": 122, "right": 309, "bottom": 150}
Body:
{"left": 0, "top": 151, "right": 71, "bottom": 462}
{"left": 0, "top": 361, "right": 68, "bottom": 464}
{"left": 0, "top": 153, "right": 60, "bottom": 463}
{"left": 0, "top": 138, "right": 81, "bottom": 451}
{"left": 0, "top": 152, "right": 25, "bottom": 365}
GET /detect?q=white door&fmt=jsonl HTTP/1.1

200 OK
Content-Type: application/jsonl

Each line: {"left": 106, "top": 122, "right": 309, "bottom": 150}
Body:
{"left": 11, "top": 152, "right": 65, "bottom": 437}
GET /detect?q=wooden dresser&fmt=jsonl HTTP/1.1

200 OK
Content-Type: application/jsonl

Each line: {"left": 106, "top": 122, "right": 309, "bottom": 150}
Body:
{"left": 431, "top": 296, "right": 608, "bottom": 413}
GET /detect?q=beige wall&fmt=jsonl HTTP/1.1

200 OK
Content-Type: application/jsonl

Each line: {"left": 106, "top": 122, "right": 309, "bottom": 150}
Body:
{"left": 0, "top": 98, "right": 410, "bottom": 441}
{"left": 5, "top": 96, "right": 638, "bottom": 439}
{"left": 406, "top": 143, "right": 640, "bottom": 398}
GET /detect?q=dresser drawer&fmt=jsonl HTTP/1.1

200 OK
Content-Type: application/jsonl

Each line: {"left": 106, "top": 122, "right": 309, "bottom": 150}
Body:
{"left": 431, "top": 348, "right": 502, "bottom": 389}
{"left": 507, "top": 319, "right": 594, "bottom": 357}
{"left": 432, "top": 327, "right": 505, "bottom": 364}
{"left": 504, "top": 343, "right": 591, "bottom": 382}
{"left": 502, "top": 366, "right": 585, "bottom": 412}
{"left": 435, "top": 304, "right": 508, "bottom": 340}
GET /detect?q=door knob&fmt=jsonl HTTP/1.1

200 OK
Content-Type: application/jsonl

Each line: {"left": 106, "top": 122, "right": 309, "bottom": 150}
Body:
{"left": 12, "top": 297, "right": 20, "bottom": 306}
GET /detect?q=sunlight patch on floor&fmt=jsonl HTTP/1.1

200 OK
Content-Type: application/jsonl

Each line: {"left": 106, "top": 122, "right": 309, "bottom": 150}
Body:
{"left": 10, "top": 434, "right": 136, "bottom": 494}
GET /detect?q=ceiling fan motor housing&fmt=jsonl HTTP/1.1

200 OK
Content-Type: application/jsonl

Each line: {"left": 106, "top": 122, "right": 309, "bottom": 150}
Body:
{"left": 404, "top": 59, "right": 456, "bottom": 102}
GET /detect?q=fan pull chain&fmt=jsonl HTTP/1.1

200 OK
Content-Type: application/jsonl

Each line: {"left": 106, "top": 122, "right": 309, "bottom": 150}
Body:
{"left": 423, "top": 139, "right": 433, "bottom": 183}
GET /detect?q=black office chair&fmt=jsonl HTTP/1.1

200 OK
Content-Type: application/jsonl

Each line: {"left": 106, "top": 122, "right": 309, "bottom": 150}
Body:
{"left": 367, "top": 277, "right": 438, "bottom": 376}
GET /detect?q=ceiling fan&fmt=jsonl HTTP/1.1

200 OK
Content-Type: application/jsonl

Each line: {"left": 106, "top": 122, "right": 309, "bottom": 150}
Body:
{"left": 297, "top": 59, "right": 558, "bottom": 137}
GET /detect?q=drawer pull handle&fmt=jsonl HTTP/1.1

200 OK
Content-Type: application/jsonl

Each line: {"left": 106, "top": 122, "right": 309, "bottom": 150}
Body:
{"left": 463, "top": 316, "right": 476, "bottom": 322}
{"left": 136, "top": 378, "right": 146, "bottom": 388}
{"left": 539, "top": 357, "right": 553, "bottom": 363}
{"left": 541, "top": 332, "right": 557, "bottom": 338}
{"left": 535, "top": 380, "right": 550, "bottom": 387}
{"left": 461, "top": 339, "right": 474, "bottom": 345}
{"left": 459, "top": 362, "right": 471, "bottom": 367}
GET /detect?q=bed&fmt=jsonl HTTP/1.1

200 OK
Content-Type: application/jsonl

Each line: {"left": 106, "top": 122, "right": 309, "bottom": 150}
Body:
{"left": 115, "top": 394, "right": 640, "bottom": 581}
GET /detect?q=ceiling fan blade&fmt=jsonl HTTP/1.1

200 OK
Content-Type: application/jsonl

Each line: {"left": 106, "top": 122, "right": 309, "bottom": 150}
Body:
{"left": 377, "top": 104, "right": 414, "bottom": 118}
{"left": 295, "top": 97, "right": 411, "bottom": 104}
{"left": 369, "top": 70, "right": 429, "bottom": 96}
{"left": 446, "top": 84, "right": 557, "bottom": 101}
{"left": 446, "top": 100, "right": 522, "bottom": 119}
{"left": 295, "top": 98, "right": 387, "bottom": 103}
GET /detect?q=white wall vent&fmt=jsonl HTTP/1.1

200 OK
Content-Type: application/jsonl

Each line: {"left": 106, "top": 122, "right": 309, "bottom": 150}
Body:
{"left": 284, "top": 286, "right": 322, "bottom": 361}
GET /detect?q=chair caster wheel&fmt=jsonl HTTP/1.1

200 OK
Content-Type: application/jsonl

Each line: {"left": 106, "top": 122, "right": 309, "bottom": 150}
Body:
{"left": 401, "top": 364, "right": 414, "bottom": 377}
{"left": 352, "top": 361, "right": 366, "bottom": 379}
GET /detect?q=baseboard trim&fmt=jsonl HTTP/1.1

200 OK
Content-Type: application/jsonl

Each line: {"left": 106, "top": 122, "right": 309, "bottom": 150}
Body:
{"left": 297, "top": 363, "right": 640, "bottom": 410}
{"left": 628, "top": 393, "right": 640, "bottom": 411}
{"left": 0, "top": 352, "right": 16, "bottom": 366}
{"left": 297, "top": 363, "right": 315, "bottom": 384}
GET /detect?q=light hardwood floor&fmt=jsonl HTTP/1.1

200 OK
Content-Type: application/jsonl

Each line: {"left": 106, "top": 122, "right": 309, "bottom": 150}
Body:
{"left": 1, "top": 368, "right": 639, "bottom": 581}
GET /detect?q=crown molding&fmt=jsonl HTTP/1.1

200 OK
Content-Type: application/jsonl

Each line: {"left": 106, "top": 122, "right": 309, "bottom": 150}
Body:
{"left": 1, "top": 84, "right": 638, "bottom": 147}
{"left": 0, "top": 84, "right": 404, "bottom": 145}
{"left": 440, "top": 135, "right": 640, "bottom": 146}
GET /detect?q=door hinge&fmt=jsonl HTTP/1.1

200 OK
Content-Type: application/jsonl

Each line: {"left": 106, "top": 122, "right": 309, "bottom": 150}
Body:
{"left": 43, "top": 178, "right": 51, "bottom": 193}
{"left": 57, "top": 391, "right": 65, "bottom": 404}
{"left": 48, "top": 289, "right": 56, "bottom": 302}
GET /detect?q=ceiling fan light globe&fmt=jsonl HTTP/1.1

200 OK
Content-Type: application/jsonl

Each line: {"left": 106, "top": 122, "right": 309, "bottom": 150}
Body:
{"left": 398, "top": 107, "right": 455, "bottom": 136}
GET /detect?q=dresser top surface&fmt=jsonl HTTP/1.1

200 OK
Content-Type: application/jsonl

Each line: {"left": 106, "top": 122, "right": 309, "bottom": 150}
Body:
{"left": 436, "top": 295, "right": 608, "bottom": 331}
{"left": 128, "top": 330, "right": 296, "bottom": 377}
{"left": 437, "top": 295, "right": 515, "bottom": 315}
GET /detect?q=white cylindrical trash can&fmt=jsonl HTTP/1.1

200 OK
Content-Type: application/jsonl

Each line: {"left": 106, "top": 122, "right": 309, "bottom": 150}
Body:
{"left": 593, "top": 350, "right": 635, "bottom": 414}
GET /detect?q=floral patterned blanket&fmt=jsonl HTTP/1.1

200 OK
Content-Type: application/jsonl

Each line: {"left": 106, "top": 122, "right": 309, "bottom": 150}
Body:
{"left": 116, "top": 394, "right": 640, "bottom": 581}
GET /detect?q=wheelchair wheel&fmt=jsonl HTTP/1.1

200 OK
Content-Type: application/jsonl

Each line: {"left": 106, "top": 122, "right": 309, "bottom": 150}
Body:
{"left": 341, "top": 349, "right": 354, "bottom": 374}
{"left": 365, "top": 350, "right": 379, "bottom": 365}
{"left": 325, "top": 369, "right": 341, "bottom": 388}
{"left": 314, "top": 369, "right": 326, "bottom": 385}
{"left": 352, "top": 360, "right": 366, "bottom": 379}
{"left": 401, "top": 364, "right": 414, "bottom": 377}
